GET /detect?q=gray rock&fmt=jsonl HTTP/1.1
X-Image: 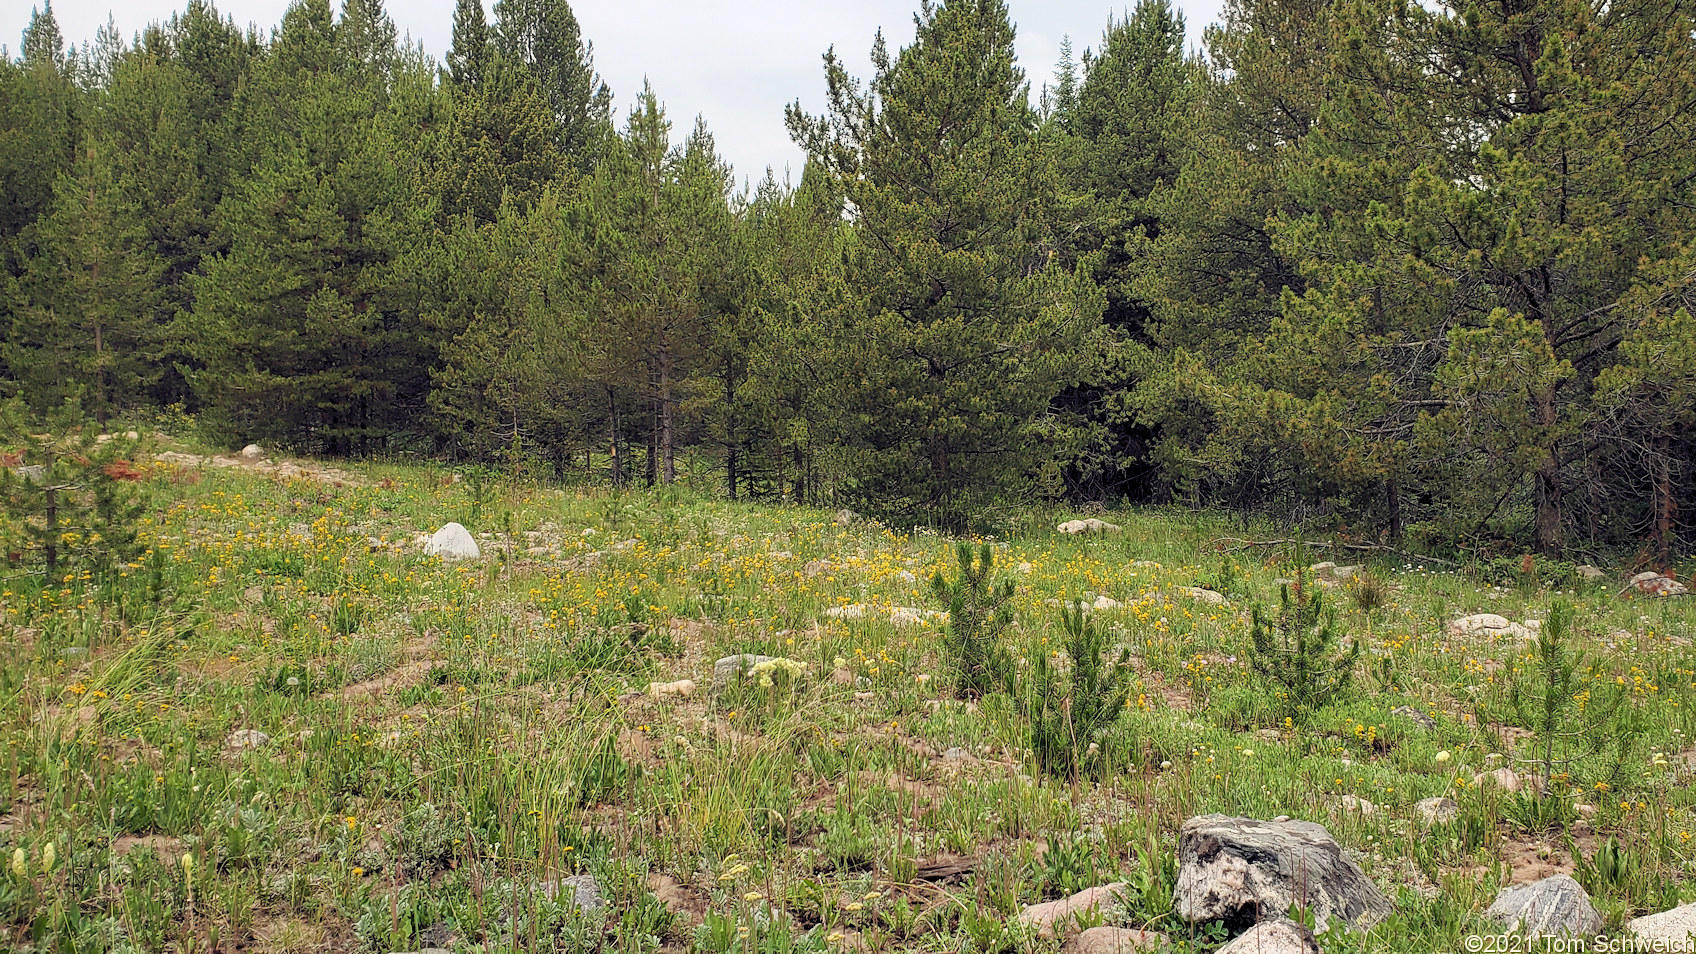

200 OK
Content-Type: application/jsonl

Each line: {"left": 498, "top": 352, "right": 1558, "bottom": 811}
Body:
{"left": 226, "top": 729, "right": 270, "bottom": 750}
{"left": 424, "top": 522, "right": 480, "bottom": 561}
{"left": 1415, "top": 797, "right": 1458, "bottom": 826}
{"left": 1391, "top": 705, "right": 1436, "bottom": 730}
{"left": 239, "top": 444, "right": 264, "bottom": 461}
{"left": 1058, "top": 518, "right": 1121, "bottom": 534}
{"left": 1485, "top": 875, "right": 1602, "bottom": 937}
{"left": 1178, "top": 586, "right": 1229, "bottom": 607}
{"left": 1173, "top": 814, "right": 1391, "bottom": 932}
{"left": 1217, "top": 918, "right": 1321, "bottom": 954}
{"left": 712, "top": 654, "right": 780, "bottom": 693}
{"left": 1575, "top": 565, "right": 1607, "bottom": 582}
{"left": 15, "top": 464, "right": 46, "bottom": 484}
{"left": 545, "top": 873, "right": 604, "bottom": 915}
{"left": 1629, "top": 572, "right": 1689, "bottom": 597}
{"left": 834, "top": 509, "right": 858, "bottom": 526}
{"left": 1629, "top": 901, "right": 1696, "bottom": 946}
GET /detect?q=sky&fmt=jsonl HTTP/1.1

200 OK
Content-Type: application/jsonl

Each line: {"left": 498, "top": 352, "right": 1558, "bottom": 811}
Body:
{"left": 3, "top": 0, "right": 1225, "bottom": 187}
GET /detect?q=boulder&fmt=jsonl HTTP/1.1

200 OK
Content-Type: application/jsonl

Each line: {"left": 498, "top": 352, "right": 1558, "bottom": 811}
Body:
{"left": 825, "top": 604, "right": 868, "bottom": 620}
{"left": 1447, "top": 614, "right": 1537, "bottom": 640}
{"left": 1415, "top": 797, "right": 1458, "bottom": 826}
{"left": 1058, "top": 518, "right": 1121, "bottom": 534}
{"left": 424, "top": 523, "right": 480, "bottom": 561}
{"left": 1628, "top": 572, "right": 1689, "bottom": 597}
{"left": 1018, "top": 883, "right": 1129, "bottom": 938}
{"left": 1063, "top": 926, "right": 1169, "bottom": 954}
{"left": 834, "top": 509, "right": 858, "bottom": 526}
{"left": 711, "top": 654, "right": 779, "bottom": 693}
{"left": 1178, "top": 587, "right": 1229, "bottom": 607}
{"left": 1217, "top": 918, "right": 1321, "bottom": 954}
{"left": 1485, "top": 875, "right": 1602, "bottom": 937}
{"left": 1173, "top": 815, "right": 1391, "bottom": 932}
{"left": 1575, "top": 565, "right": 1607, "bottom": 582}
{"left": 239, "top": 443, "right": 264, "bottom": 461}
{"left": 1092, "top": 595, "right": 1122, "bottom": 611}
{"left": 1629, "top": 902, "right": 1696, "bottom": 946}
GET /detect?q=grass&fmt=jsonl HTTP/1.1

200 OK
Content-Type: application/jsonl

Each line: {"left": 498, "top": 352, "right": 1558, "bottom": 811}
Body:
{"left": 1, "top": 441, "right": 1694, "bottom": 952}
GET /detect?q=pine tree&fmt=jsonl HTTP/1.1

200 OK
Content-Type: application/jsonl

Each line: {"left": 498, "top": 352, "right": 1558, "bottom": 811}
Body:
{"left": 447, "top": 0, "right": 491, "bottom": 88}
{"left": 787, "top": 0, "right": 1104, "bottom": 528}
{"left": 492, "top": 0, "right": 610, "bottom": 164}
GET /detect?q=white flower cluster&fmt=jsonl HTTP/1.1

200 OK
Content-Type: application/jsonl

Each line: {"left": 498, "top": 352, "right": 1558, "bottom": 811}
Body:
{"left": 750, "top": 656, "right": 806, "bottom": 688}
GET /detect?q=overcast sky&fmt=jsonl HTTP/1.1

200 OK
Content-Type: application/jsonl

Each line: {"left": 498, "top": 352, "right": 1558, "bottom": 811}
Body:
{"left": 4, "top": 0, "right": 1224, "bottom": 186}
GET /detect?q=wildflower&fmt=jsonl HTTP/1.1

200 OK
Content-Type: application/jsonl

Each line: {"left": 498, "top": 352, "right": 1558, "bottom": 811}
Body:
{"left": 743, "top": 891, "right": 764, "bottom": 902}
{"left": 40, "top": 842, "right": 54, "bottom": 874}
{"left": 9, "top": 847, "right": 23, "bottom": 879}
{"left": 845, "top": 902, "right": 864, "bottom": 912}
{"left": 352, "top": 866, "right": 365, "bottom": 877}
{"left": 1434, "top": 751, "right": 1452, "bottom": 764}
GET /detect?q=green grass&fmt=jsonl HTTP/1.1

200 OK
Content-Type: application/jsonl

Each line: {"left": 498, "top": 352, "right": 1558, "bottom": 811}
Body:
{"left": 1, "top": 445, "right": 1693, "bottom": 952}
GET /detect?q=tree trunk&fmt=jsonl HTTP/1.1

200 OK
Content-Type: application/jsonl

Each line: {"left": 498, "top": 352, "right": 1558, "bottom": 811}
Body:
{"left": 1533, "top": 385, "right": 1563, "bottom": 557}
{"left": 658, "top": 332, "right": 675, "bottom": 485}
{"left": 608, "top": 394, "right": 623, "bottom": 488}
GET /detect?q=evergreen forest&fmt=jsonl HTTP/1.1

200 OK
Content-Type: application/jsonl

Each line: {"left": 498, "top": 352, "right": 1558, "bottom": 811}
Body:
{"left": 4, "top": 0, "right": 1696, "bottom": 560}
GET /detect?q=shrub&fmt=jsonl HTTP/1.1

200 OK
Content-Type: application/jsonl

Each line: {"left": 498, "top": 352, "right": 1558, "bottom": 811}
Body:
{"left": 1248, "top": 574, "right": 1360, "bottom": 723}
{"left": 1026, "top": 602, "right": 1131, "bottom": 779}
{"left": 930, "top": 542, "right": 1014, "bottom": 699}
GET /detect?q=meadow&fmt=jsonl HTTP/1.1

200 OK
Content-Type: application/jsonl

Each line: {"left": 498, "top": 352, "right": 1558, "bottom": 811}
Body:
{"left": 2, "top": 442, "right": 1694, "bottom": 953}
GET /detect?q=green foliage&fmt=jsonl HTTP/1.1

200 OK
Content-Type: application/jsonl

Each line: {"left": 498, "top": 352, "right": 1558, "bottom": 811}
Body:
{"left": 1505, "top": 599, "right": 1643, "bottom": 798}
{"left": 1026, "top": 602, "right": 1132, "bottom": 779}
{"left": 1248, "top": 574, "right": 1360, "bottom": 722}
{"left": 0, "top": 400, "right": 150, "bottom": 580}
{"left": 930, "top": 542, "right": 1014, "bottom": 699}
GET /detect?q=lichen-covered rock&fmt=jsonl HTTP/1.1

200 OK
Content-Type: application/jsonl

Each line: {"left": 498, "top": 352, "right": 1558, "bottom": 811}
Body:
{"left": 1217, "top": 918, "right": 1321, "bottom": 954}
{"left": 1629, "top": 572, "right": 1689, "bottom": 597}
{"left": 1173, "top": 815, "right": 1391, "bottom": 932}
{"left": 1485, "top": 875, "right": 1602, "bottom": 937}
{"left": 1177, "top": 587, "right": 1228, "bottom": 607}
{"left": 1415, "top": 797, "right": 1458, "bottom": 826}
{"left": 1391, "top": 705, "right": 1436, "bottom": 730}
{"left": 1447, "top": 614, "right": 1537, "bottom": 639}
{"left": 711, "top": 654, "right": 780, "bottom": 693}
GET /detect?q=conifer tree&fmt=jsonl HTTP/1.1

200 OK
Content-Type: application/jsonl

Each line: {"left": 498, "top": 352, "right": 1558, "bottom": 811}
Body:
{"left": 788, "top": 0, "right": 1104, "bottom": 527}
{"left": 492, "top": 0, "right": 610, "bottom": 163}
{"left": 447, "top": 0, "right": 491, "bottom": 88}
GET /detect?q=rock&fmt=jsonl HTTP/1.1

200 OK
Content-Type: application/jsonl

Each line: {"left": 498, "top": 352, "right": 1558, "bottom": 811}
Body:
{"left": 1017, "top": 883, "right": 1129, "bottom": 937}
{"left": 1017, "top": 562, "right": 1035, "bottom": 574}
{"left": 942, "top": 747, "right": 973, "bottom": 760}
{"left": 1447, "top": 614, "right": 1536, "bottom": 639}
{"left": 829, "top": 668, "right": 856, "bottom": 685}
{"left": 1391, "top": 705, "right": 1436, "bottom": 730}
{"left": 1058, "top": 518, "right": 1121, "bottom": 534}
{"left": 1628, "top": 572, "right": 1689, "bottom": 597}
{"left": 544, "top": 873, "right": 605, "bottom": 915}
{"left": 647, "top": 679, "right": 694, "bottom": 698}
{"left": 1092, "top": 595, "right": 1122, "bottom": 611}
{"left": 386, "top": 949, "right": 451, "bottom": 954}
{"left": 1471, "top": 768, "right": 1542, "bottom": 793}
{"left": 825, "top": 604, "right": 867, "bottom": 620}
{"left": 1337, "top": 794, "right": 1375, "bottom": 817}
{"left": 802, "top": 559, "right": 832, "bottom": 577}
{"left": 423, "top": 522, "right": 480, "bottom": 561}
{"left": 1173, "top": 815, "right": 1391, "bottom": 932}
{"left": 1485, "top": 875, "right": 1602, "bottom": 937}
{"left": 226, "top": 729, "right": 270, "bottom": 751}
{"left": 1415, "top": 797, "right": 1458, "bottom": 826}
{"left": 1063, "top": 926, "right": 1169, "bottom": 954}
{"left": 1575, "top": 565, "right": 1606, "bottom": 582}
{"left": 711, "top": 654, "right": 779, "bottom": 693}
{"left": 1177, "top": 587, "right": 1228, "bottom": 607}
{"left": 834, "top": 509, "right": 858, "bottom": 526}
{"left": 889, "top": 606, "right": 925, "bottom": 626}
{"left": 1629, "top": 902, "right": 1696, "bottom": 946}
{"left": 1311, "top": 562, "right": 1360, "bottom": 581}
{"left": 239, "top": 444, "right": 264, "bottom": 461}
{"left": 1217, "top": 918, "right": 1321, "bottom": 954}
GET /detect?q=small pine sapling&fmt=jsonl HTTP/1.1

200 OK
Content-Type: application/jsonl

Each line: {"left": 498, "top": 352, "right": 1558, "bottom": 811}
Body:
{"left": 1248, "top": 573, "right": 1360, "bottom": 723}
{"left": 1027, "top": 601, "right": 1131, "bottom": 779}
{"left": 930, "top": 542, "right": 1014, "bottom": 699}
{"left": 1507, "top": 598, "right": 1642, "bottom": 798}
